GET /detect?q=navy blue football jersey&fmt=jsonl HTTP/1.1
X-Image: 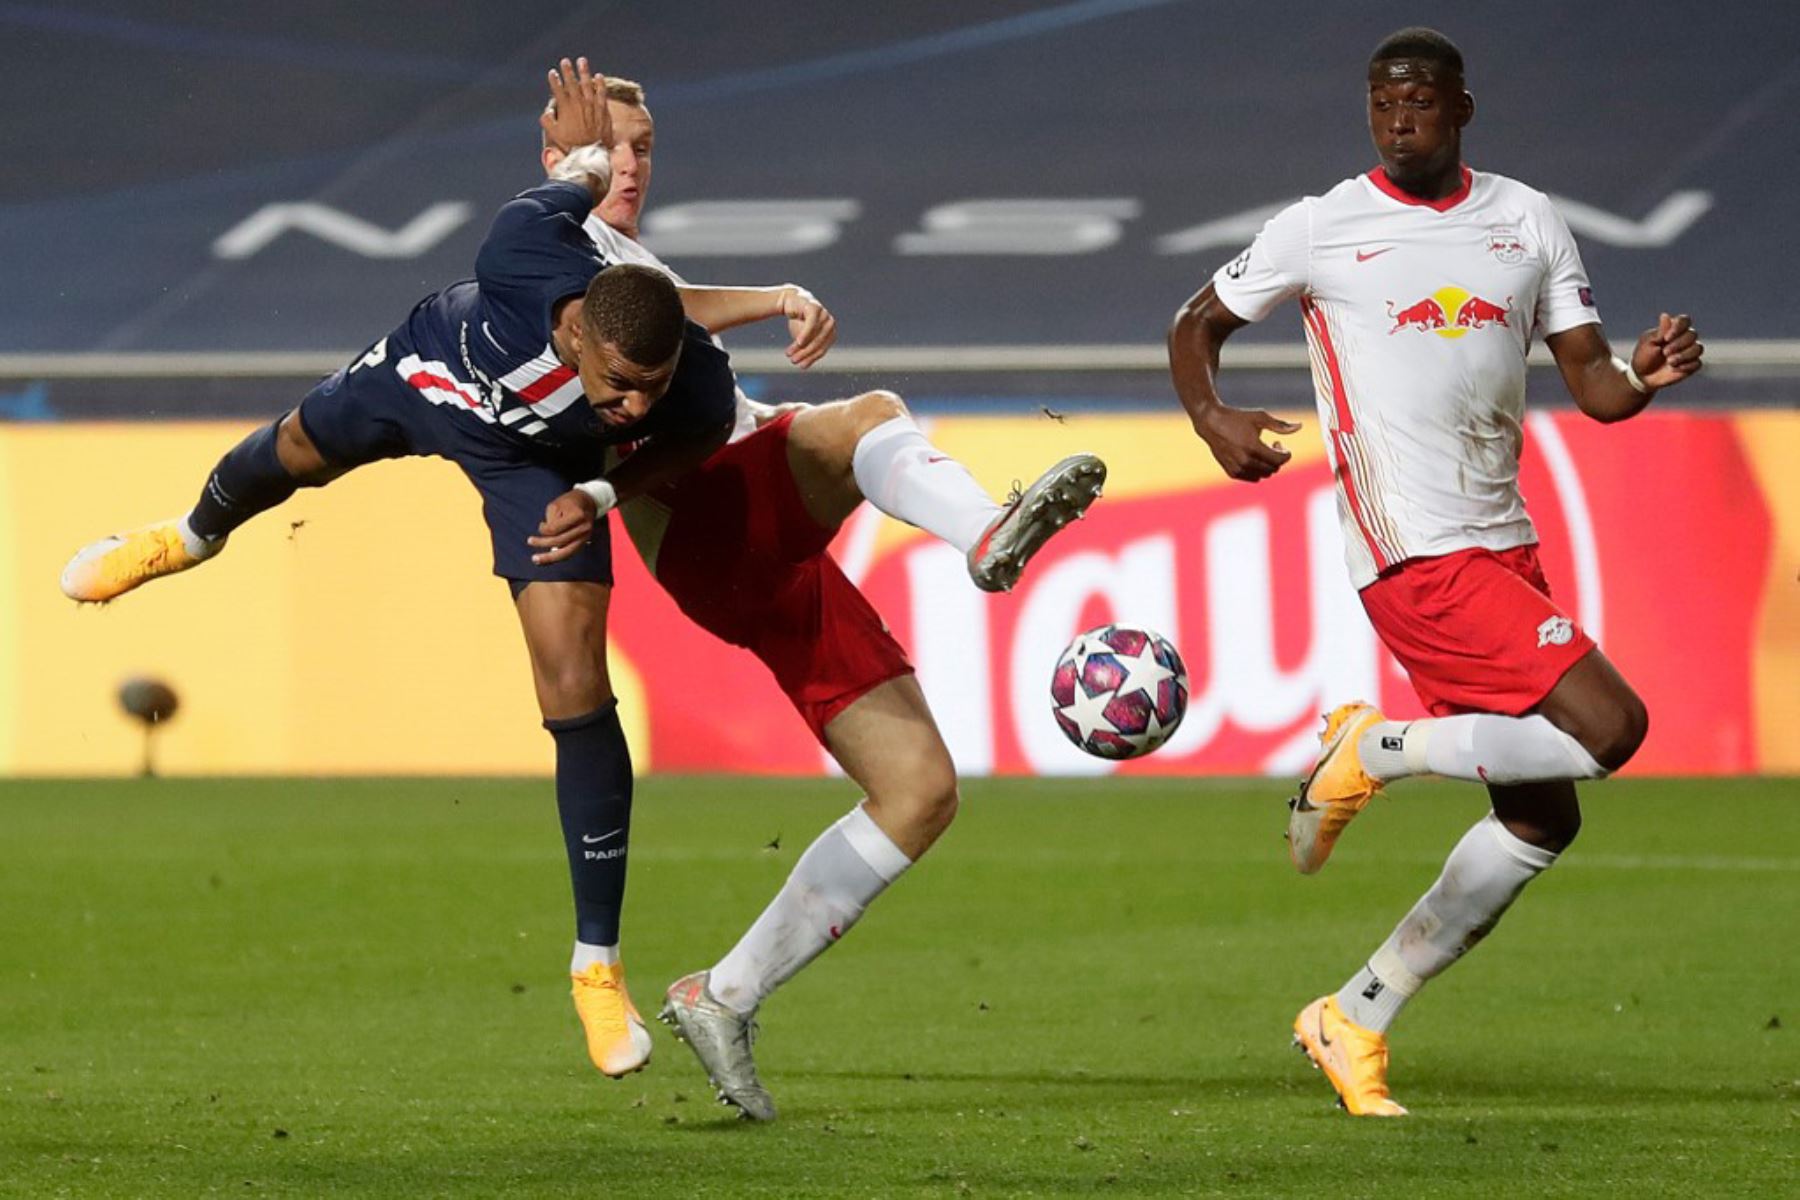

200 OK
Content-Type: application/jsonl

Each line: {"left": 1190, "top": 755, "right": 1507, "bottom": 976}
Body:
{"left": 382, "top": 180, "right": 733, "bottom": 450}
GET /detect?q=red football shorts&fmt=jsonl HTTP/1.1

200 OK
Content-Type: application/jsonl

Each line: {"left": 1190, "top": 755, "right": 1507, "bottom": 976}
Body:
{"left": 650, "top": 411, "right": 914, "bottom": 742}
{"left": 1359, "top": 543, "right": 1595, "bottom": 718}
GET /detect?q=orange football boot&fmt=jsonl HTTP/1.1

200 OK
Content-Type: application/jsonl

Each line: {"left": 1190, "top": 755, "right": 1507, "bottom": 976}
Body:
{"left": 1292, "top": 995, "right": 1408, "bottom": 1116}
{"left": 571, "top": 961, "right": 653, "bottom": 1077}
{"left": 61, "top": 519, "right": 221, "bottom": 602}
{"left": 1287, "top": 702, "right": 1386, "bottom": 874}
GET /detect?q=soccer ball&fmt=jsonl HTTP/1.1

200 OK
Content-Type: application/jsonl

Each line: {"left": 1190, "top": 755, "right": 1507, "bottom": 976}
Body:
{"left": 1050, "top": 625, "right": 1189, "bottom": 760}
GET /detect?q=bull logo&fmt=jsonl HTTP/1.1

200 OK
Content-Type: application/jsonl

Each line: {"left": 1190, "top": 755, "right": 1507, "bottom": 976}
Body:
{"left": 1387, "top": 287, "right": 1513, "bottom": 339}
{"left": 1487, "top": 225, "right": 1528, "bottom": 264}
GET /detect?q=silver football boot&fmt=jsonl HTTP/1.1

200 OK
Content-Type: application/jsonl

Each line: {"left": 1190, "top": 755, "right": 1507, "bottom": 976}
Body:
{"left": 967, "top": 453, "right": 1107, "bottom": 592}
{"left": 658, "top": 971, "right": 777, "bottom": 1122}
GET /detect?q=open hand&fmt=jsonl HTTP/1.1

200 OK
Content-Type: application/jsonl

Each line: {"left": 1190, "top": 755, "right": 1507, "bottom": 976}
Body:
{"left": 539, "top": 56, "right": 612, "bottom": 153}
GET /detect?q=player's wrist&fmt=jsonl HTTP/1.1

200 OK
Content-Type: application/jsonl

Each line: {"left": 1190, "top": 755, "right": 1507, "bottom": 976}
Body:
{"left": 1613, "top": 355, "right": 1655, "bottom": 396}
{"left": 548, "top": 143, "right": 613, "bottom": 199}
{"left": 1188, "top": 399, "right": 1229, "bottom": 440}
{"left": 574, "top": 477, "right": 619, "bottom": 515}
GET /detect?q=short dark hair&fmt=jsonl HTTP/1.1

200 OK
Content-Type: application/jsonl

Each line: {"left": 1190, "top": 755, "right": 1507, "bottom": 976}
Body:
{"left": 581, "top": 264, "right": 684, "bottom": 366}
{"left": 1368, "top": 27, "right": 1464, "bottom": 80}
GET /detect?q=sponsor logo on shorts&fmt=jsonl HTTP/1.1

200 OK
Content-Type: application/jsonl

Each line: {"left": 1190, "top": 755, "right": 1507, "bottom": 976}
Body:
{"left": 1536, "top": 615, "right": 1574, "bottom": 648}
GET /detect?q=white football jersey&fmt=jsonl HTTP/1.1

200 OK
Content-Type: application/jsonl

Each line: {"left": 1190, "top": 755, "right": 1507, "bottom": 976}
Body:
{"left": 1213, "top": 168, "right": 1600, "bottom": 589}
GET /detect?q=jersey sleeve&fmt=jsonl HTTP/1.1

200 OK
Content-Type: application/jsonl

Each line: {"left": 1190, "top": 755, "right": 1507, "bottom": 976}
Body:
{"left": 1533, "top": 198, "right": 1601, "bottom": 336}
{"left": 1211, "top": 200, "right": 1312, "bottom": 323}
{"left": 474, "top": 181, "right": 606, "bottom": 336}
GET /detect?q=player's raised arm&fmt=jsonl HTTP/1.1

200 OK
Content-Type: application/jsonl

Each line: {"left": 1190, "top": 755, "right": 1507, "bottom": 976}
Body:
{"left": 675, "top": 284, "right": 838, "bottom": 367}
{"left": 1168, "top": 282, "right": 1301, "bottom": 482}
{"left": 1545, "top": 313, "right": 1704, "bottom": 425}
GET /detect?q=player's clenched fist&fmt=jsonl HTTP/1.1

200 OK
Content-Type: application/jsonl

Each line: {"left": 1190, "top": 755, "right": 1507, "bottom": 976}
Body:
{"left": 1194, "top": 406, "right": 1302, "bottom": 483}
{"left": 1632, "top": 312, "right": 1704, "bottom": 389}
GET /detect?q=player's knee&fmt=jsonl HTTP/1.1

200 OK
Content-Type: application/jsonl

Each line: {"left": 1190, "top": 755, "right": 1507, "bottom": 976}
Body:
{"left": 1589, "top": 694, "right": 1649, "bottom": 772}
{"left": 923, "top": 778, "right": 959, "bottom": 838}
{"left": 275, "top": 411, "right": 334, "bottom": 484}
{"left": 1542, "top": 803, "right": 1583, "bottom": 851}
{"left": 896, "top": 756, "right": 959, "bottom": 841}
{"left": 532, "top": 659, "right": 612, "bottom": 719}
{"left": 1500, "top": 802, "right": 1582, "bottom": 853}
{"left": 1559, "top": 805, "right": 1583, "bottom": 848}
{"left": 847, "top": 389, "right": 909, "bottom": 433}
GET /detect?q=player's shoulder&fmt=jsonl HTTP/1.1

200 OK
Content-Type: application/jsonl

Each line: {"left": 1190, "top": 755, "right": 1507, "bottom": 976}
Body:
{"left": 582, "top": 216, "right": 689, "bottom": 284}
{"left": 1300, "top": 173, "right": 1392, "bottom": 224}
{"left": 1471, "top": 170, "right": 1558, "bottom": 214}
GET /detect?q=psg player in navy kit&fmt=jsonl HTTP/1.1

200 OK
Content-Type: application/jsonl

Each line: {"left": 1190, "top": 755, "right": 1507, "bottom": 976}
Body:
{"left": 61, "top": 61, "right": 779, "bottom": 1079}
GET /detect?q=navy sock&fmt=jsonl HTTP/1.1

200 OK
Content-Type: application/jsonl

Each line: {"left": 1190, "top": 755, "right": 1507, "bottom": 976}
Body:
{"left": 189, "top": 417, "right": 299, "bottom": 540}
{"left": 545, "top": 701, "right": 634, "bottom": 947}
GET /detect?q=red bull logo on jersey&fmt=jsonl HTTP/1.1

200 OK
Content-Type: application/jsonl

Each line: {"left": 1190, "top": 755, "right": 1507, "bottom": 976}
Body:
{"left": 1487, "top": 225, "right": 1528, "bottom": 264}
{"left": 1386, "top": 287, "right": 1513, "bottom": 339}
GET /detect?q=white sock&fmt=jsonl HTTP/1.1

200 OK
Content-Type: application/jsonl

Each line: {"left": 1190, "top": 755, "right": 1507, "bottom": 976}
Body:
{"left": 176, "top": 514, "right": 225, "bottom": 558}
{"left": 708, "top": 803, "right": 913, "bottom": 1014}
{"left": 570, "top": 941, "right": 619, "bottom": 972}
{"left": 1336, "top": 813, "right": 1558, "bottom": 1032}
{"left": 1359, "top": 715, "right": 1606, "bottom": 785}
{"left": 850, "top": 416, "right": 1001, "bottom": 554}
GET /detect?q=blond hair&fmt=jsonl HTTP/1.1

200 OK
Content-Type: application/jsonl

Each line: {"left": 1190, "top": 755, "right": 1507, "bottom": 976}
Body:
{"left": 605, "top": 77, "right": 646, "bottom": 106}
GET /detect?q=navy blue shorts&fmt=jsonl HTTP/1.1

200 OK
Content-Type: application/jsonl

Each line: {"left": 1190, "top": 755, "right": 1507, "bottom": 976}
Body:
{"left": 295, "top": 353, "right": 613, "bottom": 587}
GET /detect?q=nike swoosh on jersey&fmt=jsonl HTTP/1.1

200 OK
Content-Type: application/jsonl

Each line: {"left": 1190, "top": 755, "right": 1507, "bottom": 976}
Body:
{"left": 1355, "top": 247, "right": 1395, "bottom": 262}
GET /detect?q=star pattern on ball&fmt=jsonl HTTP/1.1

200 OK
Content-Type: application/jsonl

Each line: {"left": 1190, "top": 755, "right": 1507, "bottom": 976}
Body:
{"left": 1069, "top": 630, "right": 1113, "bottom": 675}
{"left": 1111, "top": 641, "right": 1176, "bottom": 700}
{"left": 1058, "top": 671, "right": 1121, "bottom": 743}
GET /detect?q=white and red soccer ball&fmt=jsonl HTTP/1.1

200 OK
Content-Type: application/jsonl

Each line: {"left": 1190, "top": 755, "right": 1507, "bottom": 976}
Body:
{"left": 1050, "top": 624, "right": 1189, "bottom": 760}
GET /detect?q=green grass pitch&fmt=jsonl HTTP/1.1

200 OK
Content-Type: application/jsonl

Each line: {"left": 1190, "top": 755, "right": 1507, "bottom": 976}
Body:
{"left": 3, "top": 776, "right": 1795, "bottom": 1197}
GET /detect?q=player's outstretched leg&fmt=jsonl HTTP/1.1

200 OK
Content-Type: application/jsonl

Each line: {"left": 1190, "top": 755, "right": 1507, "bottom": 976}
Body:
{"left": 660, "top": 677, "right": 956, "bottom": 1121}
{"left": 787, "top": 391, "right": 1106, "bottom": 593}
{"left": 61, "top": 410, "right": 332, "bottom": 602}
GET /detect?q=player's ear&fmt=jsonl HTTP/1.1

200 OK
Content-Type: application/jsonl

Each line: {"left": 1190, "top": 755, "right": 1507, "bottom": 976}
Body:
{"left": 1456, "top": 89, "right": 1475, "bottom": 129}
{"left": 542, "top": 145, "right": 565, "bottom": 175}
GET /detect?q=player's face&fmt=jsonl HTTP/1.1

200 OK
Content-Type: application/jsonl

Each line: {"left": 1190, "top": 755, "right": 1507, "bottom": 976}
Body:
{"left": 578, "top": 338, "right": 679, "bottom": 429}
{"left": 1367, "top": 62, "right": 1469, "bottom": 188}
{"left": 598, "top": 101, "right": 655, "bottom": 238}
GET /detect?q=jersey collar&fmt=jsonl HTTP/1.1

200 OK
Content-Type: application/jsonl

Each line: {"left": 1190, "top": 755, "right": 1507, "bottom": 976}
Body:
{"left": 1366, "top": 164, "right": 1473, "bottom": 212}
